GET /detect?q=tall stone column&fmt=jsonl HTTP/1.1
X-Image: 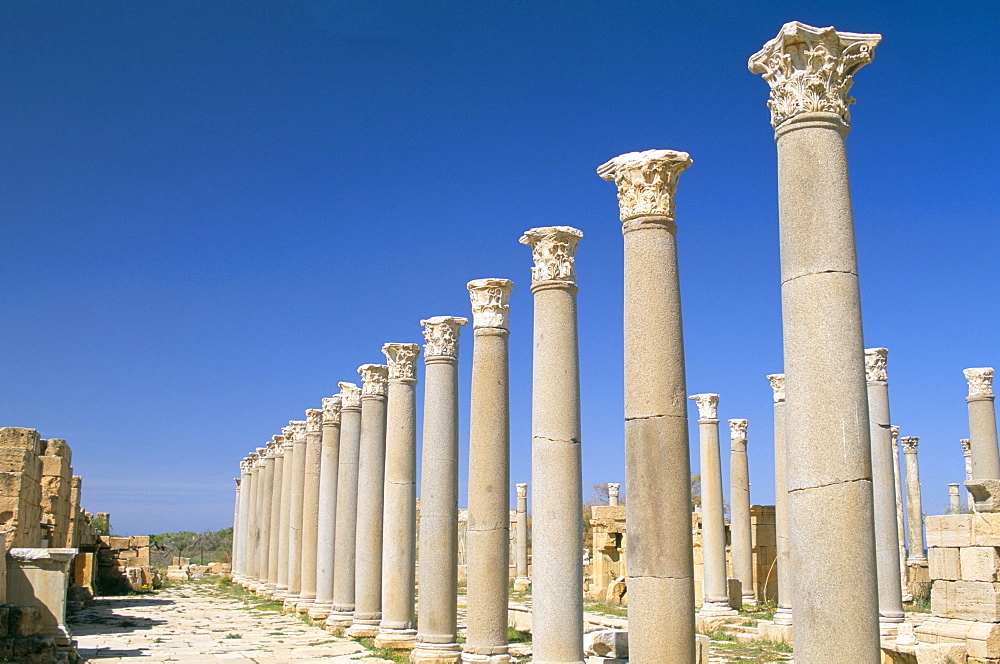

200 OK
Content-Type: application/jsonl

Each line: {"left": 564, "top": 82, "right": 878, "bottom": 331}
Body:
{"left": 892, "top": 426, "right": 911, "bottom": 600}
{"left": 264, "top": 434, "right": 285, "bottom": 598}
{"left": 607, "top": 483, "right": 620, "bottom": 507}
{"left": 749, "top": 21, "right": 882, "bottom": 661}
{"left": 413, "top": 316, "right": 467, "bottom": 664}
{"left": 233, "top": 457, "right": 252, "bottom": 584}
{"left": 902, "top": 437, "right": 927, "bottom": 564}
{"left": 275, "top": 425, "right": 295, "bottom": 600}
{"left": 296, "top": 409, "right": 324, "bottom": 614}
{"left": 283, "top": 420, "right": 308, "bottom": 611}
{"left": 328, "top": 382, "right": 363, "bottom": 628}
{"left": 598, "top": 148, "right": 696, "bottom": 662}
{"left": 865, "top": 347, "right": 904, "bottom": 624}
{"left": 690, "top": 394, "right": 735, "bottom": 618}
{"left": 310, "top": 395, "right": 342, "bottom": 623}
{"left": 513, "top": 483, "right": 530, "bottom": 592}
{"left": 375, "top": 342, "right": 421, "bottom": 649}
{"left": 729, "top": 419, "right": 754, "bottom": 608}
{"left": 248, "top": 448, "right": 268, "bottom": 592}
{"left": 520, "top": 226, "right": 585, "bottom": 664}
{"left": 767, "top": 374, "right": 792, "bottom": 626}
{"left": 348, "top": 364, "right": 389, "bottom": 638}
{"left": 463, "top": 277, "right": 514, "bottom": 664}
{"left": 965, "top": 368, "right": 999, "bottom": 480}
{"left": 962, "top": 439, "right": 974, "bottom": 512}
{"left": 240, "top": 451, "right": 259, "bottom": 589}
{"left": 949, "top": 484, "right": 961, "bottom": 513}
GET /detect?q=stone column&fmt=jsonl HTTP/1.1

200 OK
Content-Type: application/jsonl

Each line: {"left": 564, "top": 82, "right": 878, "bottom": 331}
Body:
{"left": 255, "top": 441, "right": 276, "bottom": 596}
{"left": 463, "top": 277, "right": 514, "bottom": 664}
{"left": 607, "top": 483, "right": 620, "bottom": 507}
{"left": 902, "top": 437, "right": 926, "bottom": 564}
{"left": 949, "top": 484, "right": 961, "bottom": 513}
{"left": 413, "top": 316, "right": 467, "bottom": 664}
{"left": 865, "top": 347, "right": 904, "bottom": 624}
{"left": 690, "top": 394, "right": 735, "bottom": 618}
{"left": 749, "top": 21, "right": 882, "bottom": 661}
{"left": 264, "top": 435, "right": 285, "bottom": 598}
{"left": 328, "top": 382, "right": 363, "bottom": 628}
{"left": 275, "top": 426, "right": 295, "bottom": 600}
{"left": 231, "top": 474, "right": 242, "bottom": 583}
{"left": 283, "top": 419, "right": 308, "bottom": 611}
{"left": 767, "top": 374, "right": 792, "bottom": 626}
{"left": 296, "top": 408, "right": 324, "bottom": 614}
{"left": 348, "top": 364, "right": 389, "bottom": 638}
{"left": 520, "top": 226, "right": 585, "bottom": 664}
{"left": 962, "top": 438, "right": 974, "bottom": 511}
{"left": 310, "top": 395, "right": 342, "bottom": 623}
{"left": 965, "top": 368, "right": 1000, "bottom": 480}
{"left": 234, "top": 457, "right": 252, "bottom": 584}
{"left": 892, "top": 426, "right": 911, "bottom": 600}
{"left": 513, "top": 483, "right": 530, "bottom": 592}
{"left": 598, "top": 149, "right": 696, "bottom": 662}
{"left": 248, "top": 448, "right": 267, "bottom": 592}
{"left": 375, "top": 342, "right": 421, "bottom": 649}
{"left": 238, "top": 452, "right": 258, "bottom": 588}
{"left": 729, "top": 419, "right": 754, "bottom": 608}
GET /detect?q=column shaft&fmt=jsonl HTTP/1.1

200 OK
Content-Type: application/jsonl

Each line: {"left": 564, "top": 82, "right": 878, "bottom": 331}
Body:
{"left": 265, "top": 448, "right": 284, "bottom": 597}
{"left": 240, "top": 461, "right": 258, "bottom": 587}
{"left": 310, "top": 397, "right": 342, "bottom": 622}
{"left": 903, "top": 441, "right": 926, "bottom": 563}
{"left": 235, "top": 465, "right": 251, "bottom": 583}
{"left": 296, "top": 411, "right": 323, "bottom": 613}
{"left": 966, "top": 369, "right": 1000, "bottom": 480}
{"left": 328, "top": 383, "right": 363, "bottom": 627}
{"left": 691, "top": 397, "right": 732, "bottom": 616}
{"left": 729, "top": 420, "right": 754, "bottom": 607}
{"left": 769, "top": 379, "right": 792, "bottom": 626}
{"left": 892, "top": 428, "right": 909, "bottom": 598}
{"left": 514, "top": 484, "right": 529, "bottom": 586}
{"left": 276, "top": 432, "right": 295, "bottom": 599}
{"left": 250, "top": 454, "right": 267, "bottom": 590}
{"left": 284, "top": 422, "right": 307, "bottom": 609}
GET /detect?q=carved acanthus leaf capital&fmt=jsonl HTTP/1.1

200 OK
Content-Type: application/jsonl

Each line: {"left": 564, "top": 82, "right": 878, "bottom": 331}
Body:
{"left": 865, "top": 347, "right": 888, "bottom": 382}
{"left": 748, "top": 21, "right": 881, "bottom": 129}
{"left": 322, "top": 396, "right": 342, "bottom": 425}
{"left": 689, "top": 393, "right": 720, "bottom": 420}
{"left": 382, "top": 343, "right": 420, "bottom": 380}
{"left": 358, "top": 365, "right": 389, "bottom": 396}
{"left": 597, "top": 149, "right": 693, "bottom": 222}
{"left": 339, "top": 382, "right": 362, "bottom": 409}
{"left": 516, "top": 483, "right": 527, "bottom": 498}
{"left": 305, "top": 409, "right": 323, "bottom": 433}
{"left": 890, "top": 425, "right": 900, "bottom": 448}
{"left": 420, "top": 316, "right": 468, "bottom": 359}
{"left": 468, "top": 278, "right": 514, "bottom": 330}
{"left": 289, "top": 420, "right": 307, "bottom": 443}
{"left": 607, "top": 483, "right": 620, "bottom": 499}
{"left": 961, "top": 438, "right": 972, "bottom": 456}
{"left": 271, "top": 435, "right": 285, "bottom": 456}
{"left": 766, "top": 374, "right": 785, "bottom": 403}
{"left": 729, "top": 419, "right": 749, "bottom": 443}
{"left": 965, "top": 367, "right": 995, "bottom": 398}
{"left": 901, "top": 436, "right": 919, "bottom": 453}
{"left": 255, "top": 447, "right": 267, "bottom": 467}
{"left": 280, "top": 426, "right": 294, "bottom": 451}
{"left": 519, "top": 226, "right": 583, "bottom": 284}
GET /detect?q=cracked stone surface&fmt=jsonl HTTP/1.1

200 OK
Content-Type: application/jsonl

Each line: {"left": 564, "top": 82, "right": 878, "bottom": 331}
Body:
{"left": 69, "top": 584, "right": 393, "bottom": 662}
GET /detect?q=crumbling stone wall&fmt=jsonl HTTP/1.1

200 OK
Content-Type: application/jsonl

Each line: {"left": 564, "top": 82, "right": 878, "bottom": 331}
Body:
{"left": 39, "top": 439, "right": 73, "bottom": 548}
{"left": 0, "top": 428, "right": 44, "bottom": 549}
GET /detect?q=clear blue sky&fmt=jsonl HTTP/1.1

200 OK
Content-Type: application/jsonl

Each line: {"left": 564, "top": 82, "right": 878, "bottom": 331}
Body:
{"left": 1, "top": 2, "right": 996, "bottom": 535}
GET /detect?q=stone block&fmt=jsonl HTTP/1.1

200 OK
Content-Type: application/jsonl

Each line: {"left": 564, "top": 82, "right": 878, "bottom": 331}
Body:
{"left": 11, "top": 633, "right": 56, "bottom": 661}
{"left": 109, "top": 537, "right": 130, "bottom": 550}
{"left": 932, "top": 581, "right": 957, "bottom": 618}
{"left": 955, "top": 581, "right": 1000, "bottom": 622}
{"left": 0, "top": 607, "right": 6, "bottom": 638}
{"left": 40, "top": 456, "right": 69, "bottom": 478}
{"left": 0, "top": 428, "right": 42, "bottom": 454}
{"left": 0, "top": 448, "right": 35, "bottom": 474}
{"left": 927, "top": 515, "right": 973, "bottom": 548}
{"left": 696, "top": 633, "right": 710, "bottom": 664}
{"left": 974, "top": 514, "right": 1000, "bottom": 547}
{"left": 930, "top": 547, "right": 962, "bottom": 581}
{"left": 914, "top": 642, "right": 967, "bottom": 663}
{"left": 129, "top": 536, "right": 150, "bottom": 547}
{"left": 5, "top": 605, "right": 41, "bottom": 637}
{"left": 963, "top": 547, "right": 1000, "bottom": 582}
{"left": 584, "top": 629, "right": 628, "bottom": 658}
{"left": 0, "top": 637, "right": 11, "bottom": 661}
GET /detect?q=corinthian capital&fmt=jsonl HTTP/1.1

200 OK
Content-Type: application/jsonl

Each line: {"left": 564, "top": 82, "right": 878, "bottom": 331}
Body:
{"left": 865, "top": 347, "right": 888, "bottom": 383}
{"left": 965, "top": 367, "right": 995, "bottom": 398}
{"left": 322, "top": 395, "right": 342, "bottom": 426}
{"left": 729, "top": 419, "right": 749, "bottom": 443}
{"left": 961, "top": 439, "right": 971, "bottom": 456}
{"left": 289, "top": 420, "right": 307, "bottom": 443}
{"left": 891, "top": 425, "right": 900, "bottom": 449}
{"left": 339, "top": 381, "right": 362, "bottom": 410}
{"left": 689, "top": 393, "right": 720, "bottom": 420}
{"left": 271, "top": 434, "right": 285, "bottom": 456}
{"left": 382, "top": 343, "right": 420, "bottom": 380}
{"left": 468, "top": 278, "right": 514, "bottom": 330}
{"left": 597, "top": 149, "right": 693, "bottom": 222}
{"left": 767, "top": 374, "right": 785, "bottom": 403}
{"left": 519, "top": 226, "right": 583, "bottom": 284}
{"left": 748, "top": 21, "right": 881, "bottom": 129}
{"left": 280, "top": 426, "right": 294, "bottom": 451}
{"left": 901, "top": 436, "right": 919, "bottom": 453}
{"left": 305, "top": 408, "right": 323, "bottom": 433}
{"left": 357, "top": 365, "right": 388, "bottom": 396}
{"left": 607, "top": 483, "right": 620, "bottom": 500}
{"left": 421, "top": 316, "right": 468, "bottom": 359}
{"left": 516, "top": 483, "right": 527, "bottom": 499}
{"left": 255, "top": 448, "right": 267, "bottom": 467}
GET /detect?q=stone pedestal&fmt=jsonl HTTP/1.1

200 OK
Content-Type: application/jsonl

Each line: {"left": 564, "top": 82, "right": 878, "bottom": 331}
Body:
{"left": 296, "top": 409, "right": 324, "bottom": 614}
{"left": 264, "top": 436, "right": 285, "bottom": 597}
{"left": 309, "top": 396, "right": 342, "bottom": 623}
{"left": 965, "top": 368, "right": 1000, "bottom": 480}
{"left": 749, "top": 21, "right": 883, "bottom": 662}
{"left": 327, "top": 382, "right": 363, "bottom": 629}
{"left": 7, "top": 547, "right": 77, "bottom": 647}
{"left": 463, "top": 278, "right": 514, "bottom": 664}
{"left": 598, "top": 148, "right": 696, "bottom": 663}
{"left": 513, "top": 483, "right": 530, "bottom": 592}
{"left": 728, "top": 419, "right": 754, "bottom": 608}
{"left": 903, "top": 437, "right": 927, "bottom": 564}
{"left": 347, "top": 364, "right": 389, "bottom": 638}
{"left": 413, "top": 317, "right": 467, "bottom": 664}
{"left": 767, "top": 375, "right": 792, "bottom": 626}
{"left": 520, "top": 226, "right": 585, "bottom": 664}
{"left": 282, "top": 420, "right": 307, "bottom": 611}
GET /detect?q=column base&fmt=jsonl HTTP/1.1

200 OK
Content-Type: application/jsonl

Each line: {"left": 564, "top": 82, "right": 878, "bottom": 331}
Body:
{"left": 756, "top": 620, "right": 793, "bottom": 644}
{"left": 374, "top": 628, "right": 417, "bottom": 650}
{"left": 772, "top": 606, "right": 793, "bottom": 626}
{"left": 261, "top": 583, "right": 278, "bottom": 598}
{"left": 325, "top": 609, "right": 354, "bottom": 630}
{"left": 282, "top": 595, "right": 301, "bottom": 612}
{"left": 460, "top": 653, "right": 511, "bottom": 664}
{"left": 741, "top": 595, "right": 757, "bottom": 607}
{"left": 295, "top": 597, "right": 315, "bottom": 615}
{"left": 308, "top": 602, "right": 333, "bottom": 623}
{"left": 347, "top": 619, "right": 381, "bottom": 638}
{"left": 411, "top": 642, "right": 462, "bottom": 663}
{"left": 512, "top": 577, "right": 531, "bottom": 592}
{"left": 273, "top": 586, "right": 289, "bottom": 600}
{"left": 697, "top": 601, "right": 738, "bottom": 618}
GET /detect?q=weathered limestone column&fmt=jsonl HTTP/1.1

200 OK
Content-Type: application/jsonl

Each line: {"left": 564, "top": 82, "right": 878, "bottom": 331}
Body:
{"left": 275, "top": 426, "right": 295, "bottom": 600}
{"left": 949, "top": 484, "right": 961, "bottom": 513}
{"left": 375, "top": 342, "right": 421, "bottom": 649}
{"left": 864, "top": 347, "right": 904, "bottom": 625}
{"left": 902, "top": 437, "right": 926, "bottom": 564}
{"left": 598, "top": 149, "right": 696, "bottom": 662}
{"left": 296, "top": 408, "right": 324, "bottom": 614}
{"left": 264, "top": 435, "right": 286, "bottom": 598}
{"left": 463, "top": 277, "right": 514, "bottom": 664}
{"left": 310, "top": 395, "right": 342, "bottom": 623}
{"left": 239, "top": 452, "right": 258, "bottom": 589}
{"left": 690, "top": 394, "right": 735, "bottom": 618}
{"left": 520, "top": 226, "right": 585, "bottom": 664}
{"left": 512, "top": 483, "right": 530, "bottom": 592}
{"left": 892, "top": 426, "right": 911, "bottom": 600}
{"left": 749, "top": 21, "right": 882, "bottom": 661}
{"left": 255, "top": 441, "right": 276, "bottom": 596}
{"left": 348, "top": 364, "right": 389, "bottom": 638}
{"left": 234, "top": 457, "right": 252, "bottom": 584}
{"left": 965, "top": 368, "right": 1000, "bottom": 480}
{"left": 607, "top": 483, "right": 620, "bottom": 507}
{"left": 962, "top": 438, "right": 974, "bottom": 512}
{"left": 413, "top": 316, "right": 467, "bottom": 664}
{"left": 327, "top": 382, "right": 363, "bottom": 628}
{"left": 248, "top": 448, "right": 267, "bottom": 592}
{"left": 729, "top": 419, "right": 754, "bottom": 608}
{"left": 767, "top": 375, "right": 792, "bottom": 626}
{"left": 283, "top": 420, "right": 308, "bottom": 610}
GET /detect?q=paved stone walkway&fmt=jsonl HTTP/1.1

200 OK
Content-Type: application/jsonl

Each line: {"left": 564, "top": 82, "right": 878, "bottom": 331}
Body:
{"left": 69, "top": 585, "right": 394, "bottom": 663}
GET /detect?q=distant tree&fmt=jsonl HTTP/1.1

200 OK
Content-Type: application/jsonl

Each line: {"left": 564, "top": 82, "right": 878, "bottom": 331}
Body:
{"left": 91, "top": 515, "right": 111, "bottom": 536}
